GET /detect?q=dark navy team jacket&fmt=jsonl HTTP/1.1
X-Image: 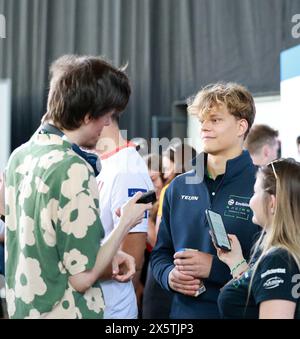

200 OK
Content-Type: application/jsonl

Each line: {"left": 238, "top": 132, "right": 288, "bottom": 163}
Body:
{"left": 151, "top": 151, "right": 261, "bottom": 319}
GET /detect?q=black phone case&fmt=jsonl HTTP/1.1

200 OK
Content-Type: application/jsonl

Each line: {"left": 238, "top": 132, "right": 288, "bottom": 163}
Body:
{"left": 136, "top": 190, "right": 156, "bottom": 204}
{"left": 205, "top": 210, "right": 231, "bottom": 251}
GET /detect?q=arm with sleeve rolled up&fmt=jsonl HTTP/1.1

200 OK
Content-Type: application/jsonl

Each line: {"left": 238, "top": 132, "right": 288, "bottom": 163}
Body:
{"left": 69, "top": 192, "right": 151, "bottom": 293}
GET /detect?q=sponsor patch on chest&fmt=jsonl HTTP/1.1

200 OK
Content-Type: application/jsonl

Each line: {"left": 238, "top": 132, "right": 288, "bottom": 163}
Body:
{"left": 224, "top": 195, "right": 252, "bottom": 221}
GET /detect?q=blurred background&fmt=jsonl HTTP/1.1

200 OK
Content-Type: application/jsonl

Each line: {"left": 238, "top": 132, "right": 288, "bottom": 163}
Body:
{"left": 1, "top": 0, "right": 300, "bottom": 171}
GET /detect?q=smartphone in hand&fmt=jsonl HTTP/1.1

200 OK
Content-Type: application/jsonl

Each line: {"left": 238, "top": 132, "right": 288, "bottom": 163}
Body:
{"left": 205, "top": 209, "right": 231, "bottom": 252}
{"left": 136, "top": 190, "right": 157, "bottom": 204}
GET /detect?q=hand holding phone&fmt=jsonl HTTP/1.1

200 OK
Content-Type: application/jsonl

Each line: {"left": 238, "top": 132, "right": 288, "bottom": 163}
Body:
{"left": 205, "top": 209, "right": 231, "bottom": 252}
{"left": 136, "top": 190, "right": 157, "bottom": 204}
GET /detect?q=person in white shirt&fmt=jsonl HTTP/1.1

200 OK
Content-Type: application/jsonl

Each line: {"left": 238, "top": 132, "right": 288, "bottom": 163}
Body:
{"left": 95, "top": 115, "right": 153, "bottom": 319}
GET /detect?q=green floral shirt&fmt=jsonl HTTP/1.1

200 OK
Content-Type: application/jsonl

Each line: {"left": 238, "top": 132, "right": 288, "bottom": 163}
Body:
{"left": 5, "top": 133, "right": 105, "bottom": 319}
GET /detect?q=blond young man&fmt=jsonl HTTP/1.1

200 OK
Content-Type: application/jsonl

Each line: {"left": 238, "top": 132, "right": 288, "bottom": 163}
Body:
{"left": 151, "top": 83, "right": 260, "bottom": 319}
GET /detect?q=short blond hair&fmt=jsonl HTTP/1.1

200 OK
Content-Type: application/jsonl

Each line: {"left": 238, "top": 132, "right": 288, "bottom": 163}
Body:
{"left": 188, "top": 82, "right": 256, "bottom": 138}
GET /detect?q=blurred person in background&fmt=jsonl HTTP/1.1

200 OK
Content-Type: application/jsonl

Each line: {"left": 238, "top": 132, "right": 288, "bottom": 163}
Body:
{"left": 135, "top": 153, "right": 164, "bottom": 316}
{"left": 245, "top": 124, "right": 279, "bottom": 166}
{"left": 156, "top": 143, "right": 198, "bottom": 238}
{"left": 144, "top": 153, "right": 165, "bottom": 201}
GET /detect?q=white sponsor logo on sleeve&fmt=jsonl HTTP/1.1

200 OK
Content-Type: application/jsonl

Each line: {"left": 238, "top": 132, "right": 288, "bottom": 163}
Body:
{"left": 261, "top": 268, "right": 286, "bottom": 279}
{"left": 263, "top": 277, "right": 284, "bottom": 290}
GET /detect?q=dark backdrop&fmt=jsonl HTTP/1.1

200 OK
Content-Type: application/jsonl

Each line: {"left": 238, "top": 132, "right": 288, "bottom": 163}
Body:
{"left": 1, "top": 0, "right": 300, "bottom": 150}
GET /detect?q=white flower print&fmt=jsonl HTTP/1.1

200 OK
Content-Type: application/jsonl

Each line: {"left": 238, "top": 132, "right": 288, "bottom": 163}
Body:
{"left": 75, "top": 307, "right": 83, "bottom": 319}
{"left": 66, "top": 149, "right": 76, "bottom": 157}
{"left": 19, "top": 212, "right": 35, "bottom": 249}
{"left": 83, "top": 287, "right": 104, "bottom": 314}
{"left": 88, "top": 175, "right": 99, "bottom": 202}
{"left": 63, "top": 249, "right": 88, "bottom": 275}
{"left": 40, "top": 199, "right": 59, "bottom": 247}
{"left": 16, "top": 156, "right": 38, "bottom": 205}
{"left": 15, "top": 253, "right": 47, "bottom": 304}
{"left": 15, "top": 155, "right": 36, "bottom": 175}
{"left": 5, "top": 186, "right": 17, "bottom": 231}
{"left": 38, "top": 150, "right": 65, "bottom": 170}
{"left": 18, "top": 176, "right": 33, "bottom": 205}
{"left": 35, "top": 177, "right": 49, "bottom": 194}
{"left": 48, "top": 285, "right": 77, "bottom": 319}
{"left": 58, "top": 261, "right": 67, "bottom": 274}
{"left": 6, "top": 288, "right": 16, "bottom": 318}
{"left": 60, "top": 192, "right": 97, "bottom": 239}
{"left": 35, "top": 133, "right": 63, "bottom": 146}
{"left": 25, "top": 309, "right": 41, "bottom": 319}
{"left": 61, "top": 163, "right": 89, "bottom": 200}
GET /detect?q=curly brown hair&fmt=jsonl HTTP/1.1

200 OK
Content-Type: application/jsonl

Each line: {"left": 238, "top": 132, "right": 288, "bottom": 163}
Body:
{"left": 188, "top": 82, "right": 256, "bottom": 138}
{"left": 46, "top": 55, "right": 131, "bottom": 130}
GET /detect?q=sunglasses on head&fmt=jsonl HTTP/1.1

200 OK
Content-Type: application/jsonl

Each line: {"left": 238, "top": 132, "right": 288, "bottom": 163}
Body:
{"left": 266, "top": 158, "right": 298, "bottom": 180}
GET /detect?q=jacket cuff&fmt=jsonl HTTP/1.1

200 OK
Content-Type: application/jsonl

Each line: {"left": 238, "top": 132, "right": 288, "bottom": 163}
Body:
{"left": 161, "top": 265, "right": 175, "bottom": 291}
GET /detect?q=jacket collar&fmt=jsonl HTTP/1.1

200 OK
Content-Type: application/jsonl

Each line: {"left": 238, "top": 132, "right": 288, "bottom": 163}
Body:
{"left": 191, "top": 150, "right": 254, "bottom": 182}
{"left": 223, "top": 150, "right": 254, "bottom": 179}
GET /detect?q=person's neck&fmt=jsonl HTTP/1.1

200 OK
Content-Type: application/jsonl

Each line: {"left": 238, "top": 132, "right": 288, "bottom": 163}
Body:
{"left": 45, "top": 119, "right": 82, "bottom": 145}
{"left": 250, "top": 151, "right": 267, "bottom": 167}
{"left": 63, "top": 129, "right": 87, "bottom": 146}
{"left": 96, "top": 127, "right": 127, "bottom": 155}
{"left": 207, "top": 147, "right": 243, "bottom": 179}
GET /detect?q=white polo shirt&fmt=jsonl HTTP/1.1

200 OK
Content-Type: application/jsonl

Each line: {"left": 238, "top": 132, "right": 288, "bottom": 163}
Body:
{"left": 97, "top": 144, "right": 153, "bottom": 319}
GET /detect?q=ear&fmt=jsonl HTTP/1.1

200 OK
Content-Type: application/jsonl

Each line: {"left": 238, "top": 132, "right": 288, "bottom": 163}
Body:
{"left": 269, "top": 194, "right": 277, "bottom": 215}
{"left": 83, "top": 113, "right": 92, "bottom": 125}
{"left": 237, "top": 119, "right": 249, "bottom": 138}
{"left": 262, "top": 144, "right": 270, "bottom": 158}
